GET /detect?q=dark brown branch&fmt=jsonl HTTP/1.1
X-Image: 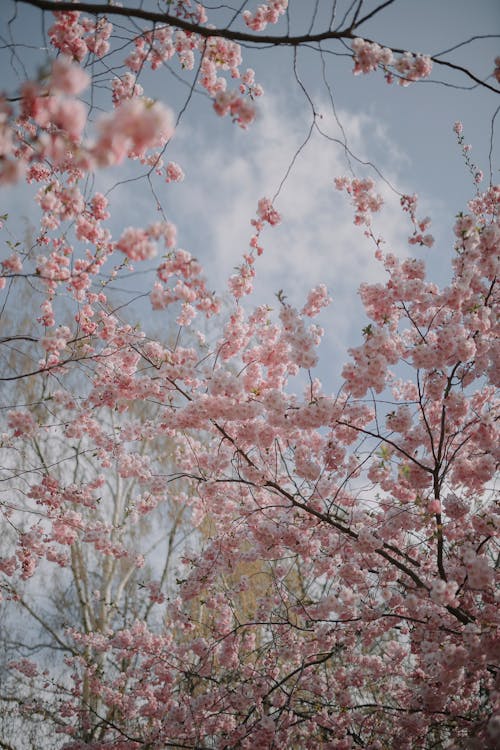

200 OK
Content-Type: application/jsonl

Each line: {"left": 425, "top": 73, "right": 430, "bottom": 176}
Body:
{"left": 430, "top": 56, "right": 500, "bottom": 94}
{"left": 335, "top": 419, "right": 433, "bottom": 474}
{"left": 0, "top": 335, "right": 38, "bottom": 344}
{"left": 16, "top": 0, "right": 352, "bottom": 45}
{"left": 352, "top": 0, "right": 397, "bottom": 30}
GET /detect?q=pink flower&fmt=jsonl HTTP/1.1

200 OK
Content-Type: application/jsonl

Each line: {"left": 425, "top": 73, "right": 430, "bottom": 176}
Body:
{"left": 90, "top": 192, "right": 110, "bottom": 220}
{"left": 50, "top": 56, "right": 90, "bottom": 95}
{"left": 8, "top": 659, "right": 39, "bottom": 678}
{"left": 116, "top": 227, "right": 156, "bottom": 261}
{"left": 38, "top": 300, "right": 55, "bottom": 327}
{"left": 302, "top": 284, "right": 331, "bottom": 317}
{"left": 51, "top": 98, "right": 87, "bottom": 141}
{"left": 335, "top": 176, "right": 383, "bottom": 225}
{"left": 213, "top": 90, "right": 256, "bottom": 128}
{"left": 41, "top": 325, "right": 71, "bottom": 355}
{"left": 352, "top": 38, "right": 431, "bottom": 85}
{"left": 352, "top": 38, "right": 394, "bottom": 75}
{"left": 1, "top": 253, "right": 22, "bottom": 273}
{"left": 494, "top": 56, "right": 500, "bottom": 83}
{"left": 166, "top": 161, "right": 185, "bottom": 183}
{"left": 52, "top": 517, "right": 80, "bottom": 546}
{"left": 243, "top": 0, "right": 288, "bottom": 32}
{"left": 112, "top": 72, "right": 144, "bottom": 105}
{"left": 176, "top": 303, "right": 196, "bottom": 326}
{"left": 94, "top": 99, "right": 174, "bottom": 164}
{"left": 394, "top": 52, "right": 432, "bottom": 85}
{"left": 257, "top": 197, "right": 281, "bottom": 226}
{"left": 7, "top": 410, "right": 37, "bottom": 437}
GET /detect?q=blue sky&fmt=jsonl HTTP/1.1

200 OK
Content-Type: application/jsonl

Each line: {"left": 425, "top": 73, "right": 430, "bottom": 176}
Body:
{"left": 1, "top": 0, "right": 499, "bottom": 390}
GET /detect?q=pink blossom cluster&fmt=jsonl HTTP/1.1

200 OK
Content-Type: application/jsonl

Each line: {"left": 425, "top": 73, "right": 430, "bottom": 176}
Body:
{"left": 203, "top": 36, "right": 243, "bottom": 79}
{"left": 342, "top": 325, "right": 401, "bottom": 397}
{"left": 385, "top": 404, "right": 413, "bottom": 433}
{"left": 152, "top": 248, "right": 220, "bottom": 320}
{"left": 400, "top": 194, "right": 434, "bottom": 246}
{"left": 21, "top": 58, "right": 90, "bottom": 145}
{"left": 199, "top": 55, "right": 229, "bottom": 97}
{"left": 93, "top": 98, "right": 174, "bottom": 164}
{"left": 121, "top": 15, "right": 263, "bottom": 129}
{"left": 430, "top": 578, "right": 459, "bottom": 606}
{"left": 111, "top": 72, "right": 144, "bottom": 106}
{"left": 8, "top": 659, "right": 39, "bottom": 678}
{"left": 279, "top": 304, "right": 323, "bottom": 369}
{"left": 90, "top": 192, "right": 110, "bottom": 222}
{"left": 36, "top": 247, "right": 105, "bottom": 302}
{"left": 7, "top": 410, "right": 38, "bottom": 438}
{"left": 213, "top": 90, "right": 256, "bottom": 128}
{"left": 49, "top": 10, "right": 112, "bottom": 61}
{"left": 38, "top": 299, "right": 55, "bottom": 327}
{"left": 165, "top": 0, "right": 208, "bottom": 25}
{"left": 0, "top": 56, "right": 175, "bottom": 183}
{"left": 248, "top": 197, "right": 281, "bottom": 255}
{"left": 165, "top": 161, "right": 185, "bottom": 183}
{"left": 392, "top": 51, "right": 433, "bottom": 85}
{"left": 116, "top": 227, "right": 157, "bottom": 262}
{"left": 0, "top": 253, "right": 23, "bottom": 289}
{"left": 411, "top": 323, "right": 476, "bottom": 370}
{"left": 125, "top": 24, "right": 176, "bottom": 72}
{"left": 462, "top": 549, "right": 494, "bottom": 589}
{"left": 351, "top": 37, "right": 394, "bottom": 74}
{"left": 352, "top": 37, "right": 432, "bottom": 85}
{"left": 239, "top": 67, "right": 264, "bottom": 99}
{"left": 301, "top": 283, "right": 331, "bottom": 317}
{"left": 494, "top": 55, "right": 500, "bottom": 83}
{"left": 467, "top": 183, "right": 500, "bottom": 221}
{"left": 228, "top": 258, "right": 256, "bottom": 298}
{"left": 334, "top": 176, "right": 383, "bottom": 226}
{"left": 51, "top": 513, "right": 83, "bottom": 547}
{"left": 49, "top": 56, "right": 90, "bottom": 96}
{"left": 227, "top": 197, "right": 280, "bottom": 297}
{"left": 453, "top": 121, "right": 484, "bottom": 185}
{"left": 256, "top": 196, "right": 281, "bottom": 227}
{"left": 36, "top": 180, "right": 85, "bottom": 230}
{"left": 243, "top": 0, "right": 289, "bottom": 32}
{"left": 41, "top": 325, "right": 72, "bottom": 367}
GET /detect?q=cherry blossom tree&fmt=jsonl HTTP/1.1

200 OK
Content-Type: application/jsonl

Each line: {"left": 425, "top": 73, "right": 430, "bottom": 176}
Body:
{"left": 0, "top": 1, "right": 499, "bottom": 748}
